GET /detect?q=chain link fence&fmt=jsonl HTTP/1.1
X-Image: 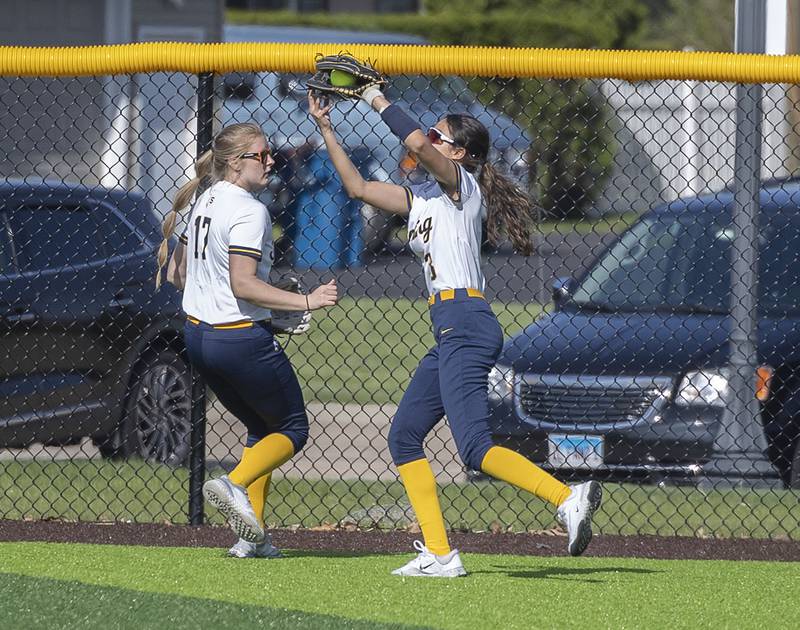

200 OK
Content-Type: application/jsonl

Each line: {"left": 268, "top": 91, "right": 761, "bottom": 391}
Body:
{"left": 1, "top": 54, "right": 799, "bottom": 540}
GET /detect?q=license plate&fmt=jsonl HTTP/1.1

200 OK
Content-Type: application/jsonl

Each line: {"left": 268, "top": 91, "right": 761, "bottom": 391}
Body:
{"left": 547, "top": 434, "right": 604, "bottom": 470}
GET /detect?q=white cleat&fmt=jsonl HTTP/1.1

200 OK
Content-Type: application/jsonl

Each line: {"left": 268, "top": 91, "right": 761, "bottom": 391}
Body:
{"left": 391, "top": 540, "right": 467, "bottom": 578}
{"left": 228, "top": 534, "right": 282, "bottom": 559}
{"left": 556, "top": 480, "right": 603, "bottom": 556}
{"left": 202, "top": 475, "right": 265, "bottom": 543}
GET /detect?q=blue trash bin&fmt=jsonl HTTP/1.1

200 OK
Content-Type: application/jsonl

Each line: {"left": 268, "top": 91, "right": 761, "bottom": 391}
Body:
{"left": 293, "top": 151, "right": 364, "bottom": 270}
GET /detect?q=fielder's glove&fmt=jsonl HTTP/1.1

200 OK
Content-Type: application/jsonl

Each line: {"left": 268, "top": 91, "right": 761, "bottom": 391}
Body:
{"left": 271, "top": 275, "right": 312, "bottom": 336}
{"left": 306, "top": 53, "right": 387, "bottom": 101}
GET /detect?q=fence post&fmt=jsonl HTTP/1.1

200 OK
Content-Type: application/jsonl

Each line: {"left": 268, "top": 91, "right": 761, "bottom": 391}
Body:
{"left": 188, "top": 71, "right": 215, "bottom": 525}
{"left": 704, "top": 1, "right": 778, "bottom": 486}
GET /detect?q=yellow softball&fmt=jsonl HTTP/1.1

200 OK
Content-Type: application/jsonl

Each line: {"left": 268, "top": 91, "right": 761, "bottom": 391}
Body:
{"left": 330, "top": 69, "right": 357, "bottom": 87}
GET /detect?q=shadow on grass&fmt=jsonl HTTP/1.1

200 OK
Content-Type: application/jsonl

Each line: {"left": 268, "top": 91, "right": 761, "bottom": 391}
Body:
{"left": 0, "top": 573, "right": 425, "bottom": 630}
{"left": 472, "top": 565, "right": 661, "bottom": 583}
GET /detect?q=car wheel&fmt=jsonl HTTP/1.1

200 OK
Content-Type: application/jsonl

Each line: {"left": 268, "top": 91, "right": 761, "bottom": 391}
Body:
{"left": 99, "top": 349, "right": 193, "bottom": 466}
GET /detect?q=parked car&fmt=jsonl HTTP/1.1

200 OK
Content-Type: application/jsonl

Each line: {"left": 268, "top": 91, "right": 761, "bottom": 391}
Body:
{"left": 487, "top": 180, "right": 800, "bottom": 488}
{"left": 221, "top": 24, "right": 532, "bottom": 257}
{"left": 0, "top": 179, "right": 191, "bottom": 465}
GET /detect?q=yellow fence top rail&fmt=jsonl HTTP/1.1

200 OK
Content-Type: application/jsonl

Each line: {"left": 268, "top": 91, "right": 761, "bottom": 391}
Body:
{"left": 2, "top": 42, "right": 800, "bottom": 83}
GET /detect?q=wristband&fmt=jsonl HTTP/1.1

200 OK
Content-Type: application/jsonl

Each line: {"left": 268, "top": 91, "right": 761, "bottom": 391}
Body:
{"left": 380, "top": 104, "right": 420, "bottom": 142}
{"left": 361, "top": 85, "right": 384, "bottom": 107}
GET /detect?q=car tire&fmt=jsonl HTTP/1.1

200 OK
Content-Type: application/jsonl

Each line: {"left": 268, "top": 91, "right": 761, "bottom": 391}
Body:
{"left": 98, "top": 348, "right": 192, "bottom": 466}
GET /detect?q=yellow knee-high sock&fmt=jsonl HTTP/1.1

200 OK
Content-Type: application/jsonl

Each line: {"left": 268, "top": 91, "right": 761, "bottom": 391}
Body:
{"left": 397, "top": 458, "right": 451, "bottom": 556}
{"left": 480, "top": 446, "right": 572, "bottom": 507}
{"left": 241, "top": 447, "right": 272, "bottom": 527}
{"left": 229, "top": 433, "right": 294, "bottom": 489}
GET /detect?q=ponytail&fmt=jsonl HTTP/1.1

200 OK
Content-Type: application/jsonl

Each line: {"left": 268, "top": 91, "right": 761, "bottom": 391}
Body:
{"left": 478, "top": 161, "right": 534, "bottom": 256}
{"left": 444, "top": 113, "right": 535, "bottom": 256}
{"left": 154, "top": 149, "right": 213, "bottom": 289}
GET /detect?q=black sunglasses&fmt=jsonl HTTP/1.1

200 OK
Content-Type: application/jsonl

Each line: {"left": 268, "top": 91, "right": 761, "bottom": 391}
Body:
{"left": 239, "top": 149, "right": 272, "bottom": 164}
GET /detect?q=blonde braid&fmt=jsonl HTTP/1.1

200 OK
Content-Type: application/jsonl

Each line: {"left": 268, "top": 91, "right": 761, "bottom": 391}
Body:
{"left": 154, "top": 149, "right": 213, "bottom": 289}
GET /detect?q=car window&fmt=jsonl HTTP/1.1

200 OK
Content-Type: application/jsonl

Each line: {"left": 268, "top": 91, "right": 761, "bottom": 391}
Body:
{"left": 570, "top": 215, "right": 683, "bottom": 310}
{"left": 94, "top": 206, "right": 146, "bottom": 257}
{"left": 680, "top": 214, "right": 800, "bottom": 314}
{"left": 760, "top": 215, "right": 800, "bottom": 312}
{"left": 7, "top": 205, "right": 106, "bottom": 272}
{"left": 571, "top": 210, "right": 800, "bottom": 315}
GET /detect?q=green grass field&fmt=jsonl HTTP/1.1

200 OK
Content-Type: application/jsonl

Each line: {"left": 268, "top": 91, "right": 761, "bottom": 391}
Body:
{"left": 285, "top": 296, "right": 545, "bottom": 405}
{"left": 2, "top": 459, "right": 798, "bottom": 539}
{"left": 0, "top": 542, "right": 796, "bottom": 629}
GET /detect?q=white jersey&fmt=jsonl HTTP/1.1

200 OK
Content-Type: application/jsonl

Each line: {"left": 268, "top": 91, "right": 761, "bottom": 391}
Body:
{"left": 180, "top": 180, "right": 273, "bottom": 324}
{"left": 406, "top": 164, "right": 486, "bottom": 296}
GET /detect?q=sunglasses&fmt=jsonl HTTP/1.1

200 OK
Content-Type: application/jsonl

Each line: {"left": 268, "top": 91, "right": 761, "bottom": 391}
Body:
{"left": 427, "top": 127, "right": 459, "bottom": 146}
{"left": 239, "top": 149, "right": 272, "bottom": 164}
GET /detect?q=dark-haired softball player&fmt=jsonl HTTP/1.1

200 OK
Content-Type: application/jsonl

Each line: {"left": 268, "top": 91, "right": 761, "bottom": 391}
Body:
{"left": 310, "top": 90, "right": 601, "bottom": 577}
{"left": 158, "top": 122, "right": 338, "bottom": 558}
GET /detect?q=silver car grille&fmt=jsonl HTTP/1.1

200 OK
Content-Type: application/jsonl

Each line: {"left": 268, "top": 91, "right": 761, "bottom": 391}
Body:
{"left": 514, "top": 374, "right": 673, "bottom": 431}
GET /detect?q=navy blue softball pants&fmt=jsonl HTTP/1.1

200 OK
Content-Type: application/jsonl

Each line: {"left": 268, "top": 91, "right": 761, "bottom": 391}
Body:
{"left": 183, "top": 319, "right": 309, "bottom": 452}
{"left": 388, "top": 290, "right": 504, "bottom": 471}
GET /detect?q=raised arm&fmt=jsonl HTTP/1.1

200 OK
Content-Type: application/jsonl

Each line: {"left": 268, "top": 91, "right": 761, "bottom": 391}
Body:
{"left": 308, "top": 93, "right": 410, "bottom": 216}
{"left": 367, "top": 93, "right": 460, "bottom": 197}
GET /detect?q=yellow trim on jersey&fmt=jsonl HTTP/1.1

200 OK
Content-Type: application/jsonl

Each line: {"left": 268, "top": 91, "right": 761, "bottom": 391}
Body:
{"left": 179, "top": 233, "right": 188, "bottom": 244}
{"left": 427, "top": 288, "right": 484, "bottom": 306}
{"left": 228, "top": 245, "right": 262, "bottom": 260}
{"left": 403, "top": 186, "right": 413, "bottom": 213}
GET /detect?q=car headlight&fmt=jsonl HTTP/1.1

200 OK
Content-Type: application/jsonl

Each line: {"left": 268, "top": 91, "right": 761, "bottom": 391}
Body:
{"left": 488, "top": 364, "right": 514, "bottom": 403}
{"left": 675, "top": 369, "right": 729, "bottom": 407}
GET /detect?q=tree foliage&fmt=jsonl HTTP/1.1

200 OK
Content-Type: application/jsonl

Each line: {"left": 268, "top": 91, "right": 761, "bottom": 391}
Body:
{"left": 227, "top": 0, "right": 731, "bottom": 219}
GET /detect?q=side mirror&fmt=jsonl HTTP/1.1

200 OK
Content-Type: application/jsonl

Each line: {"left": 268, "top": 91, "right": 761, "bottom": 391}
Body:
{"left": 551, "top": 277, "right": 574, "bottom": 308}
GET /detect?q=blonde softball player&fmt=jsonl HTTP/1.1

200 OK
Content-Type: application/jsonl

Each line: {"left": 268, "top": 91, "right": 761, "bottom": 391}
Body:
{"left": 309, "top": 90, "right": 601, "bottom": 577}
{"left": 157, "top": 122, "right": 338, "bottom": 558}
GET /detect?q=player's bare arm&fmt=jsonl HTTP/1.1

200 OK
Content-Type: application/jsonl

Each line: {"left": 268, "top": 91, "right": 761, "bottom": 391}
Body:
{"left": 229, "top": 253, "right": 338, "bottom": 311}
{"left": 369, "top": 94, "right": 460, "bottom": 198}
{"left": 308, "top": 93, "right": 409, "bottom": 215}
{"left": 166, "top": 242, "right": 187, "bottom": 289}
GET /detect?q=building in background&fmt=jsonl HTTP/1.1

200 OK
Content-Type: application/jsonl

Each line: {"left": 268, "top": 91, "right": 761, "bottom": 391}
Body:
{"left": 0, "top": 0, "right": 223, "bottom": 220}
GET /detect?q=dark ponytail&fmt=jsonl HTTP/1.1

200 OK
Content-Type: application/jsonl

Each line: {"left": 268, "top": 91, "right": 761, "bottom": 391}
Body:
{"left": 445, "top": 114, "right": 534, "bottom": 255}
{"left": 478, "top": 161, "right": 534, "bottom": 255}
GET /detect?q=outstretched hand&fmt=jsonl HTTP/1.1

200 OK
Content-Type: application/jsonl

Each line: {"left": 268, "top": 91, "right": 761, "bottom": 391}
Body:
{"left": 308, "top": 92, "right": 333, "bottom": 132}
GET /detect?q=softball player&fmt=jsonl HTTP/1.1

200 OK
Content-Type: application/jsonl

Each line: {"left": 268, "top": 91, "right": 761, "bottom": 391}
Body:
{"left": 309, "top": 92, "right": 601, "bottom": 577}
{"left": 157, "top": 122, "right": 338, "bottom": 558}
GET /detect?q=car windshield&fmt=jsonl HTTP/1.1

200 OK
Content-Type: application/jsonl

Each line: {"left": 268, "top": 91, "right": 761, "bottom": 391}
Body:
{"left": 384, "top": 75, "right": 475, "bottom": 106}
{"left": 568, "top": 210, "right": 800, "bottom": 315}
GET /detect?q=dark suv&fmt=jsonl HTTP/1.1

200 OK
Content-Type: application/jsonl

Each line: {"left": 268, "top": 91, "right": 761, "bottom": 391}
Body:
{"left": 488, "top": 180, "right": 800, "bottom": 488}
{"left": 0, "top": 180, "right": 191, "bottom": 465}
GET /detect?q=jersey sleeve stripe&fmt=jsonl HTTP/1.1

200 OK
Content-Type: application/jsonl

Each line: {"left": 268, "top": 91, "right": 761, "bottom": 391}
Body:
{"left": 403, "top": 186, "right": 413, "bottom": 212}
{"left": 229, "top": 246, "right": 262, "bottom": 260}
